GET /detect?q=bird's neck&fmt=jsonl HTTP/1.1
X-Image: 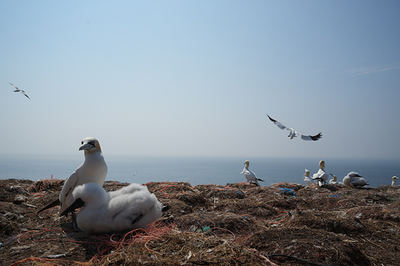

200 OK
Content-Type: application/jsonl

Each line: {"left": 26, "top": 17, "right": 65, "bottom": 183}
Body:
{"left": 84, "top": 151, "right": 103, "bottom": 162}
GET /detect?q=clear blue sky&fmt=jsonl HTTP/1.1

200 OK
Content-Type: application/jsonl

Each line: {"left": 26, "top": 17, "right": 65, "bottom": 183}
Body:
{"left": 1, "top": 0, "right": 399, "bottom": 159}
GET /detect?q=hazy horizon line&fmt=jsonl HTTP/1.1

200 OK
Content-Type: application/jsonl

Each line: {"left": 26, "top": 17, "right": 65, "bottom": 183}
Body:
{"left": 0, "top": 153, "right": 399, "bottom": 162}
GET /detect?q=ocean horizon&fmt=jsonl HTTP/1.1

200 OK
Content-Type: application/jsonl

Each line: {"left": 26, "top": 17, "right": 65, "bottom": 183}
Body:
{"left": 0, "top": 154, "right": 399, "bottom": 187}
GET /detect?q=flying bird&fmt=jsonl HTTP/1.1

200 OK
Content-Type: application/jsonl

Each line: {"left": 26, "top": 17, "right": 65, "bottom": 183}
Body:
{"left": 241, "top": 160, "right": 264, "bottom": 186}
{"left": 9, "top": 82, "right": 31, "bottom": 100}
{"left": 63, "top": 182, "right": 162, "bottom": 234}
{"left": 267, "top": 114, "right": 322, "bottom": 141}
{"left": 37, "top": 137, "right": 108, "bottom": 218}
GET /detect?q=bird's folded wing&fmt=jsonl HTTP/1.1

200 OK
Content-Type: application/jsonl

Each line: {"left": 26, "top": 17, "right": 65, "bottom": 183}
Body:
{"left": 59, "top": 172, "right": 79, "bottom": 212}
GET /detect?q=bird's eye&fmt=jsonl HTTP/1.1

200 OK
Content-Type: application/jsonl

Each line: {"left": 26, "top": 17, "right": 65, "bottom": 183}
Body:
{"left": 81, "top": 141, "right": 83, "bottom": 144}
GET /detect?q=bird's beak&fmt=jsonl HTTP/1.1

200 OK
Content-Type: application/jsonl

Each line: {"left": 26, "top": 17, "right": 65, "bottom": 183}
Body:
{"left": 79, "top": 143, "right": 92, "bottom": 151}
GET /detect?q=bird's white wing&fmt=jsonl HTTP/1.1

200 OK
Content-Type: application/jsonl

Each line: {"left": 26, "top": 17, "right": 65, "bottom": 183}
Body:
{"left": 267, "top": 115, "right": 288, "bottom": 130}
{"left": 59, "top": 172, "right": 79, "bottom": 213}
{"left": 300, "top": 133, "right": 322, "bottom": 141}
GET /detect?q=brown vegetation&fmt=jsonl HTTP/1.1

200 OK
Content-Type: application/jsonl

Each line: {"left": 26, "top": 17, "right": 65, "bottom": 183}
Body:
{"left": 1, "top": 179, "right": 399, "bottom": 265}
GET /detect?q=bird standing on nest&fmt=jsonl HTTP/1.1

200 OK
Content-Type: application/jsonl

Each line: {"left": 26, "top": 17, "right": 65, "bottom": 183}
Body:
{"left": 312, "top": 160, "right": 329, "bottom": 186}
{"left": 241, "top": 160, "right": 264, "bottom": 186}
{"left": 38, "top": 137, "right": 108, "bottom": 221}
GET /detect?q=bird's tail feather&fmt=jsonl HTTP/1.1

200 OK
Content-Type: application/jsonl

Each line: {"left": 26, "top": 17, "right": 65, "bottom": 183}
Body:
{"left": 37, "top": 198, "right": 60, "bottom": 214}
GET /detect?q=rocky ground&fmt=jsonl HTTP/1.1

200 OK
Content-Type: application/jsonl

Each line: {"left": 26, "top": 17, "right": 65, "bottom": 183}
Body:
{"left": 0, "top": 178, "right": 399, "bottom": 265}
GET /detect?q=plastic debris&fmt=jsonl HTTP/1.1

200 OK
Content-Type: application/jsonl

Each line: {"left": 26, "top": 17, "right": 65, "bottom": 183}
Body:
{"left": 202, "top": 226, "right": 211, "bottom": 232}
{"left": 236, "top": 190, "right": 245, "bottom": 199}
{"left": 279, "top": 188, "right": 296, "bottom": 196}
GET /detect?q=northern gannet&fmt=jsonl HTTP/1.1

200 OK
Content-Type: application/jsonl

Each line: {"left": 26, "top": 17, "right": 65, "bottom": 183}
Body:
{"left": 391, "top": 176, "right": 398, "bottom": 187}
{"left": 267, "top": 114, "right": 322, "bottom": 141}
{"left": 241, "top": 160, "right": 264, "bottom": 186}
{"left": 304, "top": 169, "right": 313, "bottom": 185}
{"left": 63, "top": 183, "right": 162, "bottom": 234}
{"left": 9, "top": 82, "right": 31, "bottom": 100}
{"left": 38, "top": 137, "right": 108, "bottom": 216}
{"left": 312, "top": 160, "right": 329, "bottom": 186}
{"left": 343, "top": 172, "right": 368, "bottom": 188}
{"left": 329, "top": 175, "right": 338, "bottom": 184}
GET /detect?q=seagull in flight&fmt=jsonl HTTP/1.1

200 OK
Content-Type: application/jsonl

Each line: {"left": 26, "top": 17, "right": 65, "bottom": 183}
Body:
{"left": 266, "top": 114, "right": 322, "bottom": 141}
{"left": 9, "top": 82, "right": 31, "bottom": 100}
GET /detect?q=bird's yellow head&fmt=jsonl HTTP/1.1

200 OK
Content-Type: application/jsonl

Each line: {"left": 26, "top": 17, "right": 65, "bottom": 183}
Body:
{"left": 79, "top": 137, "right": 102, "bottom": 154}
{"left": 319, "top": 160, "right": 325, "bottom": 169}
{"left": 333, "top": 175, "right": 337, "bottom": 181}
{"left": 244, "top": 160, "right": 250, "bottom": 167}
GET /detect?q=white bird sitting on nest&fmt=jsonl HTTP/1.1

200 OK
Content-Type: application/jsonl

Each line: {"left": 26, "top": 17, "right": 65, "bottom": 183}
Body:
{"left": 267, "top": 114, "right": 322, "bottom": 141}
{"left": 63, "top": 183, "right": 162, "bottom": 234}
{"left": 241, "top": 160, "right": 264, "bottom": 186}
{"left": 343, "top": 172, "right": 368, "bottom": 188}
{"left": 391, "top": 176, "right": 398, "bottom": 187}
{"left": 38, "top": 137, "right": 108, "bottom": 217}
{"left": 329, "top": 175, "right": 338, "bottom": 184}
{"left": 304, "top": 169, "right": 313, "bottom": 185}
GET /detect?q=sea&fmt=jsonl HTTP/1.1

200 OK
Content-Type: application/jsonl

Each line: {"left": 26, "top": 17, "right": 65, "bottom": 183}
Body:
{"left": 0, "top": 155, "right": 399, "bottom": 187}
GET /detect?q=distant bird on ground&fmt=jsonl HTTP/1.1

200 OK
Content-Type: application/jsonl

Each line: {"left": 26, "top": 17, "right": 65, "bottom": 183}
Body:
{"left": 266, "top": 114, "right": 322, "bottom": 141}
{"left": 329, "top": 175, "right": 338, "bottom": 185}
{"left": 391, "top": 176, "right": 398, "bottom": 187}
{"left": 9, "top": 82, "right": 31, "bottom": 100}
{"left": 343, "top": 172, "right": 368, "bottom": 188}
{"left": 312, "top": 160, "right": 329, "bottom": 186}
{"left": 304, "top": 169, "right": 313, "bottom": 185}
{"left": 37, "top": 137, "right": 108, "bottom": 218}
{"left": 241, "top": 160, "right": 264, "bottom": 186}
{"left": 63, "top": 183, "right": 162, "bottom": 234}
